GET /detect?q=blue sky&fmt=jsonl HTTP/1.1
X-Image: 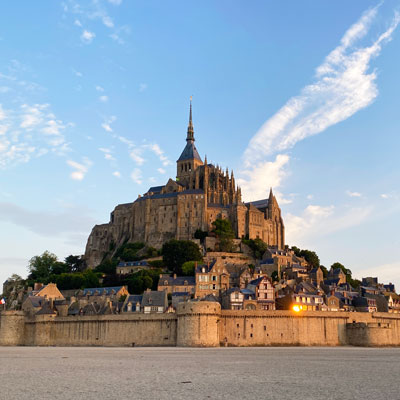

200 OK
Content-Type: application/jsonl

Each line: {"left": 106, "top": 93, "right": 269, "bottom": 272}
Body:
{"left": 1, "top": 0, "right": 400, "bottom": 289}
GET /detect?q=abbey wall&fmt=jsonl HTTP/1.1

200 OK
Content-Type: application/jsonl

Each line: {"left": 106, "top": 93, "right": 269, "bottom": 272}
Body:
{"left": 1, "top": 304, "right": 400, "bottom": 347}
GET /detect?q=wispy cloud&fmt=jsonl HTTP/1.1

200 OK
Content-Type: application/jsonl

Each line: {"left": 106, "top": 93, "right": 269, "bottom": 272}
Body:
{"left": 129, "top": 148, "right": 145, "bottom": 165}
{"left": 131, "top": 168, "right": 142, "bottom": 184}
{"left": 239, "top": 6, "right": 399, "bottom": 200}
{"left": 101, "top": 116, "right": 116, "bottom": 132}
{"left": 346, "top": 190, "right": 362, "bottom": 198}
{"left": 112, "top": 170, "right": 121, "bottom": 178}
{"left": 99, "top": 95, "right": 108, "bottom": 102}
{"left": 144, "top": 143, "right": 171, "bottom": 166}
{"left": 67, "top": 157, "right": 92, "bottom": 180}
{"left": 139, "top": 83, "right": 147, "bottom": 92}
{"left": 244, "top": 5, "right": 399, "bottom": 163}
{"left": 285, "top": 204, "right": 373, "bottom": 246}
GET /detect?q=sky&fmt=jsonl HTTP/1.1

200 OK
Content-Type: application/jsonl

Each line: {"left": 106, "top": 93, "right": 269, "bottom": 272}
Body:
{"left": 1, "top": 0, "right": 400, "bottom": 290}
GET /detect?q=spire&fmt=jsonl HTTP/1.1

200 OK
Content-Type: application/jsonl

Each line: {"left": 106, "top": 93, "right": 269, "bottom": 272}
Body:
{"left": 186, "top": 96, "right": 194, "bottom": 142}
{"left": 269, "top": 187, "right": 273, "bottom": 199}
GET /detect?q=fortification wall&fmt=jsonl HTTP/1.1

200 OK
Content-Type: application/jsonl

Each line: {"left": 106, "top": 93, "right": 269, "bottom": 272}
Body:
{"left": 219, "top": 311, "right": 400, "bottom": 347}
{"left": 23, "top": 313, "right": 177, "bottom": 347}
{"left": 0, "top": 311, "right": 26, "bottom": 346}
{"left": 1, "top": 307, "right": 400, "bottom": 347}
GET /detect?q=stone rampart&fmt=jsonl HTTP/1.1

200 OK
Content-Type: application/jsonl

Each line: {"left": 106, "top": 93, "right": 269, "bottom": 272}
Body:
{"left": 1, "top": 306, "right": 400, "bottom": 347}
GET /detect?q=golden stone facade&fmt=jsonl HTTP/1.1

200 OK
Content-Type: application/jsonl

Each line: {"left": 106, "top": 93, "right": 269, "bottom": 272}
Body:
{"left": 84, "top": 102, "right": 285, "bottom": 267}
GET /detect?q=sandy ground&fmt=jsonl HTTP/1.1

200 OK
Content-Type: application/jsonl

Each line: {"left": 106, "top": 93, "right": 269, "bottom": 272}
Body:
{"left": 0, "top": 346, "right": 399, "bottom": 400}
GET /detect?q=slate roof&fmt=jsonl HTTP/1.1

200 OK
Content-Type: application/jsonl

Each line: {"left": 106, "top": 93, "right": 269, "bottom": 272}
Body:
{"left": 195, "top": 260, "right": 217, "bottom": 274}
{"left": 141, "top": 291, "right": 167, "bottom": 308}
{"left": 26, "top": 296, "right": 45, "bottom": 308}
{"left": 158, "top": 275, "right": 195, "bottom": 286}
{"left": 177, "top": 141, "right": 202, "bottom": 162}
{"left": 118, "top": 261, "right": 149, "bottom": 267}
{"left": 148, "top": 185, "right": 164, "bottom": 194}
{"left": 245, "top": 198, "right": 269, "bottom": 210}
{"left": 135, "top": 188, "right": 204, "bottom": 203}
{"left": 82, "top": 286, "right": 125, "bottom": 296}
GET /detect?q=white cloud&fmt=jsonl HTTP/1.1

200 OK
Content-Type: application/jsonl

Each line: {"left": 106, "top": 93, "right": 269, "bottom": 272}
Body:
{"left": 346, "top": 190, "right": 362, "bottom": 198}
{"left": 112, "top": 171, "right": 121, "bottom": 178}
{"left": 237, "top": 154, "right": 290, "bottom": 202}
{"left": 285, "top": 204, "right": 373, "bottom": 246}
{"left": 129, "top": 148, "right": 145, "bottom": 165}
{"left": 99, "top": 95, "right": 108, "bottom": 102}
{"left": 157, "top": 168, "right": 166, "bottom": 174}
{"left": 74, "top": 19, "right": 82, "bottom": 27}
{"left": 67, "top": 158, "right": 92, "bottom": 181}
{"left": 99, "top": 147, "right": 115, "bottom": 161}
{"left": 145, "top": 143, "right": 171, "bottom": 166}
{"left": 381, "top": 193, "right": 389, "bottom": 199}
{"left": 95, "top": 85, "right": 104, "bottom": 92}
{"left": 101, "top": 116, "right": 116, "bottom": 133}
{"left": 307, "top": 194, "right": 314, "bottom": 200}
{"left": 20, "top": 103, "right": 47, "bottom": 129}
{"left": 131, "top": 168, "right": 142, "bottom": 184}
{"left": 108, "top": 0, "right": 122, "bottom": 5}
{"left": 72, "top": 69, "right": 83, "bottom": 77}
{"left": 242, "top": 6, "right": 399, "bottom": 167}
{"left": 102, "top": 16, "right": 114, "bottom": 28}
{"left": 81, "top": 30, "right": 95, "bottom": 44}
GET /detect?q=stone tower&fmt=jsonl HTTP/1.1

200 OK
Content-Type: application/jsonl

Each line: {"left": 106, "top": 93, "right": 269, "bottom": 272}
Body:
{"left": 176, "top": 99, "right": 203, "bottom": 186}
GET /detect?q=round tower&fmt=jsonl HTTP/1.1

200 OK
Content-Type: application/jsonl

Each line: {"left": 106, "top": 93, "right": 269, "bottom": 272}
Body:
{"left": 177, "top": 301, "right": 221, "bottom": 347}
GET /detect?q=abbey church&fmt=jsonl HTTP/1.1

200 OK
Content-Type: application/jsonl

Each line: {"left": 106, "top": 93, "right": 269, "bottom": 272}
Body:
{"left": 85, "top": 102, "right": 285, "bottom": 267}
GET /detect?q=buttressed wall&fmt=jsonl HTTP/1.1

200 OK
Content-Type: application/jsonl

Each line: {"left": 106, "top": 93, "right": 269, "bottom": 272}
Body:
{"left": 1, "top": 305, "right": 400, "bottom": 347}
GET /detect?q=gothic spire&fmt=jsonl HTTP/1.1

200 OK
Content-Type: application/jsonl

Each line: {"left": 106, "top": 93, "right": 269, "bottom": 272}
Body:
{"left": 187, "top": 96, "right": 194, "bottom": 142}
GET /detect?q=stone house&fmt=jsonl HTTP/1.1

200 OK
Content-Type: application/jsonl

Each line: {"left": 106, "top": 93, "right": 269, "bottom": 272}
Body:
{"left": 352, "top": 296, "right": 377, "bottom": 312}
{"left": 328, "top": 268, "right": 346, "bottom": 285}
{"left": 33, "top": 283, "right": 65, "bottom": 301}
{"left": 225, "top": 264, "right": 252, "bottom": 289}
{"left": 326, "top": 295, "right": 340, "bottom": 311}
{"left": 123, "top": 295, "right": 143, "bottom": 312}
{"left": 79, "top": 286, "right": 129, "bottom": 301}
{"left": 221, "top": 288, "right": 245, "bottom": 310}
{"left": 195, "top": 260, "right": 230, "bottom": 299}
{"left": 247, "top": 277, "right": 275, "bottom": 310}
{"left": 141, "top": 290, "right": 168, "bottom": 313}
{"left": 157, "top": 274, "right": 195, "bottom": 294}
{"left": 309, "top": 267, "right": 324, "bottom": 286}
{"left": 116, "top": 261, "right": 150, "bottom": 275}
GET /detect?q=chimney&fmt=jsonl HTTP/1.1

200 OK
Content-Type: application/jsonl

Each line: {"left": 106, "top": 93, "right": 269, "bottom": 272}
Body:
{"left": 34, "top": 282, "right": 43, "bottom": 291}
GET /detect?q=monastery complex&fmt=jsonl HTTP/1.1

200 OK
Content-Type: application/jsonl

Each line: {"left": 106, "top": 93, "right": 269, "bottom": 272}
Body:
{"left": 85, "top": 101, "right": 284, "bottom": 268}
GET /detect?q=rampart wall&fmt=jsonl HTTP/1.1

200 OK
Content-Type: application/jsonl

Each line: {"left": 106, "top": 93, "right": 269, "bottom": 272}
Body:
{"left": 1, "top": 304, "right": 400, "bottom": 347}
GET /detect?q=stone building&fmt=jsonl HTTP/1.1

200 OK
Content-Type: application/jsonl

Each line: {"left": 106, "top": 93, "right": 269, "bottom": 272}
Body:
{"left": 85, "top": 101, "right": 285, "bottom": 268}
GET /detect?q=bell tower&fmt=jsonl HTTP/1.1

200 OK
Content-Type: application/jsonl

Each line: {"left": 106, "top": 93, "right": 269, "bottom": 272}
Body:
{"left": 176, "top": 98, "right": 203, "bottom": 187}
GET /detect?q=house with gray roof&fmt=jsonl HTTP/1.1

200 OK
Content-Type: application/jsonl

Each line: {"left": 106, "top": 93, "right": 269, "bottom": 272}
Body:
{"left": 141, "top": 290, "right": 168, "bottom": 314}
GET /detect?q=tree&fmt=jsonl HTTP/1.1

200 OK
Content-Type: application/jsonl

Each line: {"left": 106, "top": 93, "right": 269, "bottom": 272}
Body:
{"left": 162, "top": 240, "right": 202, "bottom": 275}
{"left": 242, "top": 238, "right": 268, "bottom": 259}
{"left": 212, "top": 219, "right": 235, "bottom": 252}
{"left": 291, "top": 247, "right": 320, "bottom": 268}
{"left": 28, "top": 251, "right": 59, "bottom": 282}
{"left": 271, "top": 271, "right": 279, "bottom": 282}
{"left": 194, "top": 229, "right": 208, "bottom": 242}
{"left": 64, "top": 255, "right": 86, "bottom": 273}
{"left": 182, "top": 261, "right": 196, "bottom": 276}
{"left": 95, "top": 258, "right": 118, "bottom": 275}
{"left": 320, "top": 265, "right": 328, "bottom": 278}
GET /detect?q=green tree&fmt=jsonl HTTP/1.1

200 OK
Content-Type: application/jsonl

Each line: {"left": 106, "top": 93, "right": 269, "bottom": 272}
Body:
{"left": 291, "top": 247, "right": 320, "bottom": 268}
{"left": 320, "top": 265, "right": 328, "bottom": 278}
{"left": 212, "top": 218, "right": 235, "bottom": 252}
{"left": 64, "top": 255, "right": 85, "bottom": 273}
{"left": 28, "top": 251, "right": 59, "bottom": 282}
{"left": 194, "top": 229, "right": 208, "bottom": 242}
{"left": 161, "top": 240, "right": 202, "bottom": 275}
{"left": 182, "top": 261, "right": 196, "bottom": 276}
{"left": 271, "top": 271, "right": 279, "bottom": 282}
{"left": 242, "top": 238, "right": 268, "bottom": 259}
{"left": 95, "top": 258, "right": 118, "bottom": 275}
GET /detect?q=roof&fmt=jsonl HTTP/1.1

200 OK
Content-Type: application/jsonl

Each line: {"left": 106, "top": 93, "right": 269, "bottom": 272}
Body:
{"left": 147, "top": 185, "right": 164, "bottom": 194}
{"left": 141, "top": 291, "right": 167, "bottom": 307}
{"left": 135, "top": 188, "right": 204, "bottom": 203}
{"left": 195, "top": 260, "right": 217, "bottom": 274}
{"left": 158, "top": 275, "right": 195, "bottom": 286}
{"left": 177, "top": 141, "right": 202, "bottom": 162}
{"left": 118, "top": 261, "right": 149, "bottom": 267}
{"left": 245, "top": 198, "right": 269, "bottom": 210}
{"left": 25, "top": 296, "right": 45, "bottom": 308}
{"left": 82, "top": 286, "right": 125, "bottom": 296}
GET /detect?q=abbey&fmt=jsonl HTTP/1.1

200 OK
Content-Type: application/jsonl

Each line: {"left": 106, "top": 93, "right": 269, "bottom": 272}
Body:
{"left": 84, "top": 102, "right": 285, "bottom": 267}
